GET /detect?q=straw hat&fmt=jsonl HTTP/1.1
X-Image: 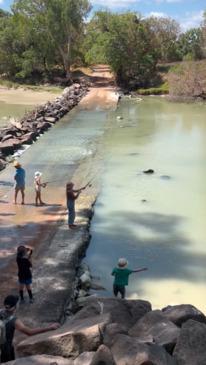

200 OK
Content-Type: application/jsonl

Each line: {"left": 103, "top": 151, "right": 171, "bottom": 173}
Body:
{"left": 35, "top": 171, "right": 42, "bottom": 177}
{"left": 13, "top": 160, "right": 21, "bottom": 168}
{"left": 118, "top": 258, "right": 128, "bottom": 268}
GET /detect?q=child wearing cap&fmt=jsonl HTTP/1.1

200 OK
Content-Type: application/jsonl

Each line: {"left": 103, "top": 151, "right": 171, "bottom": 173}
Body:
{"left": 111, "top": 258, "right": 148, "bottom": 299}
{"left": 34, "top": 171, "right": 47, "bottom": 206}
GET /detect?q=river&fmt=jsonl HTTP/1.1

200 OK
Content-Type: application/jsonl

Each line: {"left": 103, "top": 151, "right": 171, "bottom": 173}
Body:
{"left": 86, "top": 96, "right": 206, "bottom": 312}
{"left": 1, "top": 95, "right": 206, "bottom": 312}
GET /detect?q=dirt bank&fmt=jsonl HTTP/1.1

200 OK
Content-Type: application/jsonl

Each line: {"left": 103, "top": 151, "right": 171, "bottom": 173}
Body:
{"left": 0, "top": 87, "right": 61, "bottom": 105}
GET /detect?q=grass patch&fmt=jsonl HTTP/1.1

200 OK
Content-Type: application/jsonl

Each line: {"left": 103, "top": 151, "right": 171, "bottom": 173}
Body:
{"left": 137, "top": 82, "right": 169, "bottom": 95}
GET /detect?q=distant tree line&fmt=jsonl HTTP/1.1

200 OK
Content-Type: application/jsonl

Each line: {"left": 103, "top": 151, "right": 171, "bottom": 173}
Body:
{"left": 0, "top": 1, "right": 206, "bottom": 88}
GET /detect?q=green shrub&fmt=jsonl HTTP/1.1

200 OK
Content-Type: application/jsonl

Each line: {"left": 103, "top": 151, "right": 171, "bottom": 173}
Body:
{"left": 137, "top": 82, "right": 169, "bottom": 95}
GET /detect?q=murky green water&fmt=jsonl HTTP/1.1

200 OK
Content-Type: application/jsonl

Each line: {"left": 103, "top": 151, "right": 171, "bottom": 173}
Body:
{"left": 0, "top": 101, "right": 33, "bottom": 128}
{"left": 1, "top": 96, "right": 206, "bottom": 311}
{"left": 87, "top": 97, "right": 206, "bottom": 311}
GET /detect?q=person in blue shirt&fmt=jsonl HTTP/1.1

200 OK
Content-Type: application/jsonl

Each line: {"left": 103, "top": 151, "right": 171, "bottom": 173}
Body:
{"left": 111, "top": 258, "right": 148, "bottom": 299}
{"left": 14, "top": 161, "right": 25, "bottom": 205}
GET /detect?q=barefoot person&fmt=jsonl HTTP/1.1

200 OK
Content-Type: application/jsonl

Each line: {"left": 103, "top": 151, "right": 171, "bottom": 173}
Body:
{"left": 66, "top": 182, "right": 87, "bottom": 229}
{"left": 14, "top": 161, "right": 25, "bottom": 205}
{"left": 111, "top": 258, "right": 148, "bottom": 299}
{"left": 0, "top": 295, "right": 59, "bottom": 363}
{"left": 34, "top": 171, "right": 47, "bottom": 206}
{"left": 16, "top": 245, "right": 34, "bottom": 303}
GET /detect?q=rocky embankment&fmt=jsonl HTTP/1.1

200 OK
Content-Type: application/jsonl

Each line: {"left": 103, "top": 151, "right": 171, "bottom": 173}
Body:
{"left": 8, "top": 296, "right": 206, "bottom": 365}
{"left": 0, "top": 82, "right": 88, "bottom": 170}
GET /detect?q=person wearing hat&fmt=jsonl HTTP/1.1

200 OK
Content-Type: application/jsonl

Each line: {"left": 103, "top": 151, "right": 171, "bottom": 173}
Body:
{"left": 34, "top": 171, "right": 47, "bottom": 206}
{"left": 66, "top": 182, "right": 86, "bottom": 229}
{"left": 111, "top": 258, "right": 148, "bottom": 299}
{"left": 0, "top": 295, "right": 59, "bottom": 363}
{"left": 14, "top": 161, "right": 25, "bottom": 205}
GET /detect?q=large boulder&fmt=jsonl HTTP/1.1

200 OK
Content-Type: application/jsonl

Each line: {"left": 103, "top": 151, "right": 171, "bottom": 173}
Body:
{"left": 111, "top": 334, "right": 177, "bottom": 365}
{"left": 74, "top": 352, "right": 95, "bottom": 365}
{"left": 17, "top": 314, "right": 109, "bottom": 359}
{"left": 0, "top": 140, "right": 16, "bottom": 154}
{"left": 103, "top": 323, "right": 128, "bottom": 347}
{"left": 129, "top": 310, "right": 180, "bottom": 353}
{"left": 76, "top": 297, "right": 151, "bottom": 330}
{"left": 5, "top": 355, "right": 74, "bottom": 365}
{"left": 162, "top": 304, "right": 206, "bottom": 326}
{"left": 173, "top": 319, "right": 206, "bottom": 365}
{"left": 90, "top": 344, "right": 115, "bottom": 365}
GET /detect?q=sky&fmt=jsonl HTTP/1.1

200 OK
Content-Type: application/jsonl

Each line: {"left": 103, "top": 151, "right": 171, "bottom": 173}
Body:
{"left": 0, "top": 0, "right": 205, "bottom": 32}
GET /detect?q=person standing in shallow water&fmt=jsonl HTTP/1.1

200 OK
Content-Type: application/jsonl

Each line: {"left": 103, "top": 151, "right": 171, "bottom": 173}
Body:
{"left": 13, "top": 161, "right": 25, "bottom": 205}
{"left": 111, "top": 258, "right": 148, "bottom": 299}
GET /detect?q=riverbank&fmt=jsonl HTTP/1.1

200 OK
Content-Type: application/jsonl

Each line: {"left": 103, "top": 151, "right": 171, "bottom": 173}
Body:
{"left": 0, "top": 86, "right": 62, "bottom": 106}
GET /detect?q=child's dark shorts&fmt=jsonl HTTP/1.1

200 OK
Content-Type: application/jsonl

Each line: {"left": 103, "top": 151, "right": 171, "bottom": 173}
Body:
{"left": 19, "top": 278, "right": 32, "bottom": 285}
{"left": 113, "top": 284, "right": 125, "bottom": 298}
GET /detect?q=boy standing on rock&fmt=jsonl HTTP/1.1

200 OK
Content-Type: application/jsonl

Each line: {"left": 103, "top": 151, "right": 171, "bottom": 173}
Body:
{"left": 14, "top": 161, "right": 25, "bottom": 205}
{"left": 111, "top": 258, "right": 147, "bottom": 299}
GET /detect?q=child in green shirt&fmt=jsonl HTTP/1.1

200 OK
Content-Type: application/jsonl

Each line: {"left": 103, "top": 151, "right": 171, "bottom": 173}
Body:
{"left": 111, "top": 258, "right": 147, "bottom": 299}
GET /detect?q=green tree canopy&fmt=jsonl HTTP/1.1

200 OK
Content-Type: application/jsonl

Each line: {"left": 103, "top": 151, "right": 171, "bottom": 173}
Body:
{"left": 84, "top": 11, "right": 158, "bottom": 88}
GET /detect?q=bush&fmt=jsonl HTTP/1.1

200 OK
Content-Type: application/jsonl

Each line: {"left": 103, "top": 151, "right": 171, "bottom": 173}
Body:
{"left": 137, "top": 82, "right": 169, "bottom": 95}
{"left": 168, "top": 61, "right": 206, "bottom": 98}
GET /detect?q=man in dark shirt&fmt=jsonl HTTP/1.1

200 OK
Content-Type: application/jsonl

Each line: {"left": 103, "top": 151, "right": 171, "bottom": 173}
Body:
{"left": 14, "top": 161, "right": 25, "bottom": 205}
{"left": 0, "top": 295, "right": 59, "bottom": 363}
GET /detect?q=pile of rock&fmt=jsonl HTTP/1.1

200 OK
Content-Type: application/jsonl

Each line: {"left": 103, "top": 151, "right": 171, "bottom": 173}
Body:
{"left": 0, "top": 82, "right": 88, "bottom": 170}
{"left": 13, "top": 297, "right": 206, "bottom": 365}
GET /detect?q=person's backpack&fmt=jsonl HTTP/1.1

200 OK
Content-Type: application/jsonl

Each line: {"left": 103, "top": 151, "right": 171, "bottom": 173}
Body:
{"left": 0, "top": 314, "right": 14, "bottom": 345}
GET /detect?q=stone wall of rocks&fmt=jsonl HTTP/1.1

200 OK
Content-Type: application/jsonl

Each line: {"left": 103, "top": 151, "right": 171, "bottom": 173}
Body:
{"left": 0, "top": 82, "right": 88, "bottom": 171}
{"left": 14, "top": 297, "right": 206, "bottom": 365}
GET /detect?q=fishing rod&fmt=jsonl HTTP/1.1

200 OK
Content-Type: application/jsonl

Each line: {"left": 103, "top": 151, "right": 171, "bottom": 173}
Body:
{"left": 44, "top": 177, "right": 94, "bottom": 188}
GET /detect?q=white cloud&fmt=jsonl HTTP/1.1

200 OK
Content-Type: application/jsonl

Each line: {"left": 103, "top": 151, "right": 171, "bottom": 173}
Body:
{"left": 0, "top": 0, "right": 4, "bottom": 3}
{"left": 177, "top": 10, "right": 204, "bottom": 31}
{"left": 91, "top": 0, "right": 138, "bottom": 8}
{"left": 147, "top": 11, "right": 168, "bottom": 18}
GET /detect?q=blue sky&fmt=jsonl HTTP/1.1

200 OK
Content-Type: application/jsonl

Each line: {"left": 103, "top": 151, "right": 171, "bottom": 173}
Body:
{"left": 0, "top": 0, "right": 205, "bottom": 31}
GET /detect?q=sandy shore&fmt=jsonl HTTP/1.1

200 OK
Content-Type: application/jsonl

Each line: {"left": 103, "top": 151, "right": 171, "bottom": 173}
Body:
{"left": 0, "top": 87, "right": 61, "bottom": 105}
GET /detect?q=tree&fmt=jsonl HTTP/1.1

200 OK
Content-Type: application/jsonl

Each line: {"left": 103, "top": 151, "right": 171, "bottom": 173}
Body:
{"left": 146, "top": 16, "right": 181, "bottom": 62}
{"left": 12, "top": 0, "right": 91, "bottom": 79}
{"left": 202, "top": 10, "right": 206, "bottom": 58}
{"left": 84, "top": 11, "right": 158, "bottom": 88}
{"left": 178, "top": 28, "right": 204, "bottom": 60}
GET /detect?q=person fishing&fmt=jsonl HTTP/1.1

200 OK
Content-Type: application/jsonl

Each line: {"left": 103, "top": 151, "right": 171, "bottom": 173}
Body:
{"left": 66, "top": 181, "right": 91, "bottom": 229}
{"left": 0, "top": 295, "right": 59, "bottom": 363}
{"left": 111, "top": 258, "right": 148, "bottom": 299}
{"left": 16, "top": 245, "right": 34, "bottom": 304}
{"left": 34, "top": 171, "right": 47, "bottom": 206}
{"left": 13, "top": 161, "right": 25, "bottom": 205}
